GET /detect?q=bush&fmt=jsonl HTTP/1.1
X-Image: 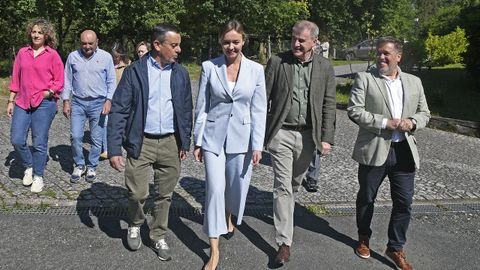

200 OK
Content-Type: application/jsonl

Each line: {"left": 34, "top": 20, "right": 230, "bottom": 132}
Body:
{"left": 400, "top": 39, "right": 427, "bottom": 71}
{"left": 0, "top": 59, "right": 12, "bottom": 77}
{"left": 424, "top": 27, "right": 468, "bottom": 67}
{"left": 459, "top": 1, "right": 480, "bottom": 83}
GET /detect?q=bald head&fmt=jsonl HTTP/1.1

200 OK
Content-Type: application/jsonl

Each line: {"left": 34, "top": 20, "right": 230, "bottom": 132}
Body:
{"left": 80, "top": 29, "right": 98, "bottom": 58}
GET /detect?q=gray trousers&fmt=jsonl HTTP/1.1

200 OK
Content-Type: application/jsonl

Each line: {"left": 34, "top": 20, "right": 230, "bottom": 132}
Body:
{"left": 268, "top": 128, "right": 315, "bottom": 246}
{"left": 125, "top": 135, "right": 180, "bottom": 242}
{"left": 203, "top": 147, "right": 253, "bottom": 237}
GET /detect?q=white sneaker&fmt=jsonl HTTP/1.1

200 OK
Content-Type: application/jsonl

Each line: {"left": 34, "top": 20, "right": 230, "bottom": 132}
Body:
{"left": 85, "top": 168, "right": 96, "bottom": 183}
{"left": 31, "top": 176, "right": 44, "bottom": 193}
{"left": 23, "top": 167, "right": 33, "bottom": 186}
{"left": 70, "top": 166, "right": 86, "bottom": 183}
{"left": 154, "top": 239, "right": 172, "bottom": 261}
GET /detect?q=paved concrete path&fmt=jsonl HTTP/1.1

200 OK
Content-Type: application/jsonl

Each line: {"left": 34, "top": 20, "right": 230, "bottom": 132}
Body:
{"left": 1, "top": 79, "right": 479, "bottom": 211}
{"left": 1, "top": 211, "right": 478, "bottom": 270}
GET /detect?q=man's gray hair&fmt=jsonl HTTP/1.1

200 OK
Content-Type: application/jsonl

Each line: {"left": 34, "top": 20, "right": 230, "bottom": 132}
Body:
{"left": 376, "top": 36, "right": 403, "bottom": 54}
{"left": 292, "top": 20, "right": 319, "bottom": 39}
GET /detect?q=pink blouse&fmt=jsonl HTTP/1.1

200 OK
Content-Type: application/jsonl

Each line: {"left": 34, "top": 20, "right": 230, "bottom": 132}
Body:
{"left": 9, "top": 45, "right": 64, "bottom": 110}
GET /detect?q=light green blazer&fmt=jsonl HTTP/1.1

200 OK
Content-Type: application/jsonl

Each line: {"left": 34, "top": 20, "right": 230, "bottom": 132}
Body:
{"left": 347, "top": 68, "right": 430, "bottom": 169}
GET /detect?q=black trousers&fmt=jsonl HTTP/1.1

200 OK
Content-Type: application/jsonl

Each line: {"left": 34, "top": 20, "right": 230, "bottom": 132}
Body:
{"left": 356, "top": 140, "right": 415, "bottom": 251}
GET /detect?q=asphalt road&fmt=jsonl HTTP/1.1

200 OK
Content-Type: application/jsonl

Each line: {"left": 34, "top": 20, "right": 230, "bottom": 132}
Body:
{"left": 1, "top": 211, "right": 478, "bottom": 270}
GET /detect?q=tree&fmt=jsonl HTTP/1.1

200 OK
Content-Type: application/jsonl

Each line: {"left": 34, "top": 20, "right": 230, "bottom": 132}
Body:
{"left": 459, "top": 0, "right": 480, "bottom": 81}
{"left": 378, "top": 0, "right": 416, "bottom": 41}
{"left": 0, "top": 0, "right": 36, "bottom": 60}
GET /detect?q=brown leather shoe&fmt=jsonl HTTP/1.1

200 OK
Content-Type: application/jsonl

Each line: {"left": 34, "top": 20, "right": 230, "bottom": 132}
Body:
{"left": 275, "top": 244, "right": 290, "bottom": 265}
{"left": 385, "top": 250, "right": 413, "bottom": 270}
{"left": 355, "top": 235, "right": 370, "bottom": 259}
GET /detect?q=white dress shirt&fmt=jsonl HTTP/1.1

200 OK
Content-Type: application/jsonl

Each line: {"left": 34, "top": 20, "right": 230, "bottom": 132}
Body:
{"left": 381, "top": 69, "right": 405, "bottom": 142}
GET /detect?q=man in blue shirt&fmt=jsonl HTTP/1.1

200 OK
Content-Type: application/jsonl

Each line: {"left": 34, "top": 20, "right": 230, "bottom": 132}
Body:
{"left": 62, "top": 30, "right": 116, "bottom": 183}
{"left": 108, "top": 23, "right": 192, "bottom": 261}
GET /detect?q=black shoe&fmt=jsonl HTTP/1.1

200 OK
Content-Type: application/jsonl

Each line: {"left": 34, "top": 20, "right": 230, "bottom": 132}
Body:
{"left": 302, "top": 178, "right": 318, "bottom": 192}
{"left": 222, "top": 230, "right": 234, "bottom": 240}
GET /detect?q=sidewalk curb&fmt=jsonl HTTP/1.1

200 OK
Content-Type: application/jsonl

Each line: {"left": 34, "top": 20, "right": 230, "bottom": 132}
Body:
{"left": 2, "top": 198, "right": 479, "bottom": 217}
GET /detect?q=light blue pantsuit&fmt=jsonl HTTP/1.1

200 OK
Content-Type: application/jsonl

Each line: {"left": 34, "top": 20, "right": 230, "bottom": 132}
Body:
{"left": 194, "top": 54, "right": 267, "bottom": 238}
{"left": 203, "top": 148, "right": 253, "bottom": 237}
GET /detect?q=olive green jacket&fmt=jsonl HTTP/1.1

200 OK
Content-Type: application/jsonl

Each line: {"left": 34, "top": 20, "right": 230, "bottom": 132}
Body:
{"left": 264, "top": 51, "right": 336, "bottom": 149}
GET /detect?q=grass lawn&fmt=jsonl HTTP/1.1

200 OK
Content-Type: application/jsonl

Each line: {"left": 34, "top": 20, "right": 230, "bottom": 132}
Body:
{"left": 183, "top": 62, "right": 201, "bottom": 80}
{"left": 331, "top": 59, "right": 368, "bottom": 66}
{"left": 336, "top": 81, "right": 352, "bottom": 105}
{"left": 0, "top": 77, "right": 9, "bottom": 96}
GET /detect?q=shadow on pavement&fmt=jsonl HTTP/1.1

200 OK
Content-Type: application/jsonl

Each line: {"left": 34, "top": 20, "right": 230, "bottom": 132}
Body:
{"left": 170, "top": 183, "right": 210, "bottom": 262}
{"left": 291, "top": 203, "right": 394, "bottom": 268}
{"left": 260, "top": 151, "right": 272, "bottom": 167}
{"left": 74, "top": 180, "right": 209, "bottom": 261}
{"left": 49, "top": 144, "right": 73, "bottom": 174}
{"left": 5, "top": 150, "right": 23, "bottom": 179}
{"left": 180, "top": 176, "right": 394, "bottom": 269}
{"left": 180, "top": 176, "right": 280, "bottom": 268}
{"left": 75, "top": 182, "right": 130, "bottom": 249}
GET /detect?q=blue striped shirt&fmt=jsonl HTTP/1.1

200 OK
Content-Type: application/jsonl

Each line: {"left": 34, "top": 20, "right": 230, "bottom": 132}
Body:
{"left": 144, "top": 55, "right": 175, "bottom": 135}
{"left": 62, "top": 48, "right": 116, "bottom": 100}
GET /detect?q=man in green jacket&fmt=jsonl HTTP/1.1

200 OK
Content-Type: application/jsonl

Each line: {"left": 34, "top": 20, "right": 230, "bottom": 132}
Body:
{"left": 264, "top": 20, "right": 336, "bottom": 266}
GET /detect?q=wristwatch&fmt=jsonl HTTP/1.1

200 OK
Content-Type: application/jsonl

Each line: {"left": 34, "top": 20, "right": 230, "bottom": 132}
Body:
{"left": 409, "top": 118, "right": 417, "bottom": 131}
{"left": 48, "top": 89, "right": 55, "bottom": 98}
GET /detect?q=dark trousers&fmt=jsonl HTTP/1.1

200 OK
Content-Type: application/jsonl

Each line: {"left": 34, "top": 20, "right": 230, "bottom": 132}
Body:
{"left": 306, "top": 150, "right": 321, "bottom": 182}
{"left": 356, "top": 140, "right": 415, "bottom": 251}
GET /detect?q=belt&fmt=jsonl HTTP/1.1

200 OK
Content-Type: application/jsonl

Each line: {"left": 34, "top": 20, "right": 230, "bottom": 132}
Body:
{"left": 281, "top": 125, "right": 311, "bottom": 132}
{"left": 391, "top": 140, "right": 407, "bottom": 147}
{"left": 144, "top": 133, "right": 173, "bottom": 139}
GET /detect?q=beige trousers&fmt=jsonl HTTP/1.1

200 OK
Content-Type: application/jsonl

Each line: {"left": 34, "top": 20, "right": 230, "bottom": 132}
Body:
{"left": 268, "top": 128, "right": 315, "bottom": 246}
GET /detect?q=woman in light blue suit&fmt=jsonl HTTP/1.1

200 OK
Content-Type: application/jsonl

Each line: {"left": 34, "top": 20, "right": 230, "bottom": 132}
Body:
{"left": 193, "top": 20, "right": 267, "bottom": 270}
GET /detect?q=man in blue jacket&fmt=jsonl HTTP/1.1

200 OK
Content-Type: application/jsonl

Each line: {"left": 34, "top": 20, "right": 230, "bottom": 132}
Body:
{"left": 107, "top": 23, "right": 192, "bottom": 261}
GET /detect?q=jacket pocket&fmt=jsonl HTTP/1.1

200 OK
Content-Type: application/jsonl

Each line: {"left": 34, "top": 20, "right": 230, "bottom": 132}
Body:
{"left": 207, "top": 112, "right": 216, "bottom": 122}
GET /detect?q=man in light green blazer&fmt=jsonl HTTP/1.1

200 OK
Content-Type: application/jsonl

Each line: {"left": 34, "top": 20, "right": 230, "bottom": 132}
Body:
{"left": 347, "top": 36, "right": 430, "bottom": 270}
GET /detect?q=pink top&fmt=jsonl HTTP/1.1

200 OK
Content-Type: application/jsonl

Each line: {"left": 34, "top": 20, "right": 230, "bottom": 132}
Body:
{"left": 9, "top": 45, "right": 64, "bottom": 110}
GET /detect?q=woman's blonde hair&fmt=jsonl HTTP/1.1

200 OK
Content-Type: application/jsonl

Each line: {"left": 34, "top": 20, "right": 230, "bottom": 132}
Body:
{"left": 218, "top": 20, "right": 246, "bottom": 44}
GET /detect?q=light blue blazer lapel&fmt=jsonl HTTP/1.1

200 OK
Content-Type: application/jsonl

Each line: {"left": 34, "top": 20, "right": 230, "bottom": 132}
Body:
{"left": 371, "top": 70, "right": 393, "bottom": 118}
{"left": 212, "top": 56, "right": 232, "bottom": 98}
{"left": 232, "top": 54, "right": 249, "bottom": 95}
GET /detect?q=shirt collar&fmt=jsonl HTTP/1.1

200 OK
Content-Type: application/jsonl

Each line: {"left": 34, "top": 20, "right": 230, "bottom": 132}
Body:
{"left": 295, "top": 51, "right": 314, "bottom": 65}
{"left": 26, "top": 45, "right": 51, "bottom": 52}
{"left": 148, "top": 54, "right": 172, "bottom": 71}
{"left": 381, "top": 67, "right": 402, "bottom": 82}
{"left": 79, "top": 47, "right": 98, "bottom": 59}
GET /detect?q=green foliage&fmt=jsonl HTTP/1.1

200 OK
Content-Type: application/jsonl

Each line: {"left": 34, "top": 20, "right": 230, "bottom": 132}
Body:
{"left": 336, "top": 79, "right": 353, "bottom": 105}
{"left": 411, "top": 66, "right": 480, "bottom": 121}
{"left": 310, "top": 0, "right": 367, "bottom": 46}
{"left": 400, "top": 39, "right": 427, "bottom": 70}
{"left": 420, "top": 2, "right": 466, "bottom": 36}
{"left": 459, "top": 0, "right": 480, "bottom": 81}
{"left": 379, "top": 0, "right": 416, "bottom": 41}
{"left": 425, "top": 27, "right": 468, "bottom": 66}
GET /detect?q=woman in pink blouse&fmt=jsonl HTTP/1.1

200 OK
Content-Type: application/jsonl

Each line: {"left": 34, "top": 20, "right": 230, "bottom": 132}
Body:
{"left": 7, "top": 18, "right": 64, "bottom": 193}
